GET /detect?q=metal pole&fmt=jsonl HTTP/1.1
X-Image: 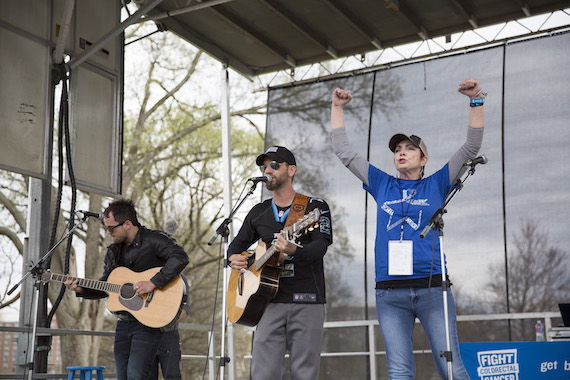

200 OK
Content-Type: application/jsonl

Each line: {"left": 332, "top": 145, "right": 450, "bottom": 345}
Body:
{"left": 420, "top": 164, "right": 484, "bottom": 380}
{"left": 438, "top": 233, "right": 453, "bottom": 380}
{"left": 367, "top": 322, "right": 377, "bottom": 380}
{"left": 52, "top": 0, "right": 75, "bottom": 64}
{"left": 219, "top": 63, "right": 236, "bottom": 380}
{"left": 26, "top": 283, "right": 41, "bottom": 380}
{"left": 209, "top": 331, "right": 215, "bottom": 380}
{"left": 67, "top": 0, "right": 164, "bottom": 70}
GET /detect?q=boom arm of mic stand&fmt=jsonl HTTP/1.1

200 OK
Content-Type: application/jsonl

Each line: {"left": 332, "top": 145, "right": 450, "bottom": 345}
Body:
{"left": 8, "top": 216, "right": 87, "bottom": 295}
{"left": 208, "top": 181, "right": 260, "bottom": 246}
{"left": 420, "top": 208, "right": 446, "bottom": 238}
{"left": 420, "top": 170, "right": 469, "bottom": 239}
{"left": 6, "top": 215, "right": 86, "bottom": 380}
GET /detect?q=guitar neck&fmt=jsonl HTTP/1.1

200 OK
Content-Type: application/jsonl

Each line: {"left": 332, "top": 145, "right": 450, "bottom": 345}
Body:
{"left": 43, "top": 273, "right": 120, "bottom": 294}
{"left": 255, "top": 223, "right": 296, "bottom": 268}
{"left": 257, "top": 245, "right": 277, "bottom": 268}
{"left": 253, "top": 209, "right": 320, "bottom": 270}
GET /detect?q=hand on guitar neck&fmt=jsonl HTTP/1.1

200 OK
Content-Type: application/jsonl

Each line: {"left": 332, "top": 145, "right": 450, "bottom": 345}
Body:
{"left": 64, "top": 278, "right": 84, "bottom": 294}
{"left": 273, "top": 229, "right": 298, "bottom": 256}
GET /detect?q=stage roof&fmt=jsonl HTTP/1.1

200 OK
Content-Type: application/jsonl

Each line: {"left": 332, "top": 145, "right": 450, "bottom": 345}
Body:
{"left": 139, "top": 0, "right": 570, "bottom": 78}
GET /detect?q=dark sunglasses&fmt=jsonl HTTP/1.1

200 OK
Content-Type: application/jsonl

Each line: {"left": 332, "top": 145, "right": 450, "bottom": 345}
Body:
{"left": 105, "top": 221, "right": 126, "bottom": 233}
{"left": 259, "top": 160, "right": 282, "bottom": 173}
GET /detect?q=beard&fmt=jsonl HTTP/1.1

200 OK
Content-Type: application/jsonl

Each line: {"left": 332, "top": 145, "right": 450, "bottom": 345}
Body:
{"left": 112, "top": 232, "right": 128, "bottom": 245}
{"left": 265, "top": 174, "right": 286, "bottom": 191}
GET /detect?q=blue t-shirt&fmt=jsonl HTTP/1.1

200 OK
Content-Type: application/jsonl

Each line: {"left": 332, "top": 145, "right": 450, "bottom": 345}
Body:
{"left": 364, "top": 164, "right": 452, "bottom": 282}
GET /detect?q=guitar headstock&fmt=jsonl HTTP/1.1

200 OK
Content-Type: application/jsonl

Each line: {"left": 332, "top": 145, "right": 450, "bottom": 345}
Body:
{"left": 293, "top": 209, "right": 321, "bottom": 235}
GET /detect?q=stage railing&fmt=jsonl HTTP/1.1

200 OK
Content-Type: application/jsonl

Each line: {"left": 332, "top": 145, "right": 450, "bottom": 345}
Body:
{"left": 239, "top": 311, "right": 563, "bottom": 380}
{"left": 0, "top": 312, "right": 562, "bottom": 379}
{"left": 0, "top": 323, "right": 219, "bottom": 380}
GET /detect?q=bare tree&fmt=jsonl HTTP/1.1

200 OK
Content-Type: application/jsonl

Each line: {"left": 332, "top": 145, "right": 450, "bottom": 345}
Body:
{"left": 489, "top": 220, "right": 569, "bottom": 313}
{"left": 0, "top": 24, "right": 357, "bottom": 379}
{"left": 457, "top": 219, "right": 569, "bottom": 342}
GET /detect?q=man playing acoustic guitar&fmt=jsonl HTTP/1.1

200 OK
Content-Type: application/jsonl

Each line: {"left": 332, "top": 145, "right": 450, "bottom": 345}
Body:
{"left": 65, "top": 199, "right": 189, "bottom": 380}
{"left": 228, "top": 146, "right": 333, "bottom": 380}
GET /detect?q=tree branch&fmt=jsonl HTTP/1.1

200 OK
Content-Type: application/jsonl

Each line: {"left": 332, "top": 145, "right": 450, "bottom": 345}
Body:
{"left": 0, "top": 191, "right": 26, "bottom": 231}
{"left": 0, "top": 226, "right": 24, "bottom": 254}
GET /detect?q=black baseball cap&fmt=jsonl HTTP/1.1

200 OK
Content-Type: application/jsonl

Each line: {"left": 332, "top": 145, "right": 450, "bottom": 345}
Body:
{"left": 389, "top": 133, "right": 428, "bottom": 157}
{"left": 255, "top": 146, "right": 296, "bottom": 166}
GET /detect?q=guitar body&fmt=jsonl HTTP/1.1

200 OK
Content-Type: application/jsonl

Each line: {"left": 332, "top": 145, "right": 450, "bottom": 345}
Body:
{"left": 106, "top": 267, "right": 184, "bottom": 328}
{"left": 41, "top": 266, "right": 184, "bottom": 328}
{"left": 227, "top": 242, "right": 283, "bottom": 327}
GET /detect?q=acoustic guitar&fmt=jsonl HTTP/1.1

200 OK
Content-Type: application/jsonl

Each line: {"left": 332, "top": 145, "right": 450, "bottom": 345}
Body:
{"left": 41, "top": 266, "right": 184, "bottom": 328}
{"left": 227, "top": 209, "right": 321, "bottom": 326}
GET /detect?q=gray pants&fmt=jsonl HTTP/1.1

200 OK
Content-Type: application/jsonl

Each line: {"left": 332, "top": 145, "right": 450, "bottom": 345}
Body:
{"left": 251, "top": 303, "right": 325, "bottom": 380}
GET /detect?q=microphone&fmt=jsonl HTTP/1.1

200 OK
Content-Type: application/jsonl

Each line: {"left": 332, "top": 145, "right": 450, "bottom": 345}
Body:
{"left": 248, "top": 174, "right": 271, "bottom": 183}
{"left": 464, "top": 155, "right": 488, "bottom": 167}
{"left": 77, "top": 210, "right": 104, "bottom": 220}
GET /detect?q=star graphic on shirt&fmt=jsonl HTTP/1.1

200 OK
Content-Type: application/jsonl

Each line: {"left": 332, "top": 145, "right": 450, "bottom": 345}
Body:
{"left": 381, "top": 189, "right": 429, "bottom": 231}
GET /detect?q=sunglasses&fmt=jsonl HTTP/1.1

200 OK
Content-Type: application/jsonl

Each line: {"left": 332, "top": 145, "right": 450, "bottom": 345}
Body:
{"left": 259, "top": 160, "right": 282, "bottom": 173}
{"left": 105, "top": 221, "right": 126, "bottom": 233}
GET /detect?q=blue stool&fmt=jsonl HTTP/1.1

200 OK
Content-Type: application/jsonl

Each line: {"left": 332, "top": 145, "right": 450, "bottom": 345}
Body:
{"left": 67, "top": 366, "right": 105, "bottom": 380}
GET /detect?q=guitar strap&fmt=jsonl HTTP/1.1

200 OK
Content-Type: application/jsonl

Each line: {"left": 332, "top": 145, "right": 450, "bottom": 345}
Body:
{"left": 268, "top": 193, "right": 310, "bottom": 268}
{"left": 285, "top": 193, "right": 310, "bottom": 227}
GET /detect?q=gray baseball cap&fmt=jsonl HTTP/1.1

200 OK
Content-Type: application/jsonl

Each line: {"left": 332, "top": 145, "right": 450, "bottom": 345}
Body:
{"left": 389, "top": 133, "right": 428, "bottom": 157}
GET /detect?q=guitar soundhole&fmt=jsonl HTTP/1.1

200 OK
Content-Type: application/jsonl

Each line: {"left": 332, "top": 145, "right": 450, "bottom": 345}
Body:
{"left": 118, "top": 283, "right": 144, "bottom": 311}
{"left": 121, "top": 283, "right": 136, "bottom": 299}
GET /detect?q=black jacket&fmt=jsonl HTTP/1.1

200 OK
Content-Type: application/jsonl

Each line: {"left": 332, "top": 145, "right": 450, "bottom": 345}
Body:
{"left": 227, "top": 196, "right": 332, "bottom": 304}
{"left": 80, "top": 226, "right": 189, "bottom": 299}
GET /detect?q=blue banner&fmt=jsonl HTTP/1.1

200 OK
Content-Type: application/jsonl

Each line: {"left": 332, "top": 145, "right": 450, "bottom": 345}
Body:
{"left": 460, "top": 341, "right": 570, "bottom": 380}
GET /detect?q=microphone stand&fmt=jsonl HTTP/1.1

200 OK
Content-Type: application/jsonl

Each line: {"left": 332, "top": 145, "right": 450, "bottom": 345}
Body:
{"left": 207, "top": 180, "right": 262, "bottom": 380}
{"left": 419, "top": 163, "right": 481, "bottom": 380}
{"left": 8, "top": 215, "right": 88, "bottom": 380}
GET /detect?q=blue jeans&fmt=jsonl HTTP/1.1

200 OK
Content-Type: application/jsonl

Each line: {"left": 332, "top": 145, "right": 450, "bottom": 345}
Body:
{"left": 149, "top": 328, "right": 182, "bottom": 380}
{"left": 114, "top": 320, "right": 163, "bottom": 380}
{"left": 375, "top": 287, "right": 470, "bottom": 380}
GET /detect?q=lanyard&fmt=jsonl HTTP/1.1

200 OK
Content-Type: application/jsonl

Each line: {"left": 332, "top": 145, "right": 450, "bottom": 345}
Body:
{"left": 397, "top": 179, "right": 420, "bottom": 241}
{"left": 271, "top": 198, "right": 290, "bottom": 223}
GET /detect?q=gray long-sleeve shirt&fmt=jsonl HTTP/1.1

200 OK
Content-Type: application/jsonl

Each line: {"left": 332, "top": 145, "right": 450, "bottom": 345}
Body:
{"left": 330, "top": 126, "right": 484, "bottom": 185}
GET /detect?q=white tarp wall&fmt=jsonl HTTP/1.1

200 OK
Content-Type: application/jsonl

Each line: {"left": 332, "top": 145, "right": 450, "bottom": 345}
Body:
{"left": 264, "top": 32, "right": 570, "bottom": 378}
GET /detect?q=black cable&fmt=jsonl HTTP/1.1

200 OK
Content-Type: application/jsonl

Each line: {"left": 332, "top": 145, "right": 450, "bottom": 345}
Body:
{"left": 364, "top": 71, "right": 376, "bottom": 322}
{"left": 46, "top": 65, "right": 69, "bottom": 323}
{"left": 500, "top": 43, "right": 512, "bottom": 340}
{"left": 43, "top": 64, "right": 66, "bottom": 325}
{"left": 124, "top": 29, "right": 161, "bottom": 46}
{"left": 47, "top": 64, "right": 78, "bottom": 324}
{"left": 46, "top": 66, "right": 65, "bottom": 267}
{"left": 62, "top": 63, "right": 79, "bottom": 280}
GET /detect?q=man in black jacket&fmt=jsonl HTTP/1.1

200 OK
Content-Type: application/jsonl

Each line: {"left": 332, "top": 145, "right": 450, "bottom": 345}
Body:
{"left": 65, "top": 199, "right": 189, "bottom": 380}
